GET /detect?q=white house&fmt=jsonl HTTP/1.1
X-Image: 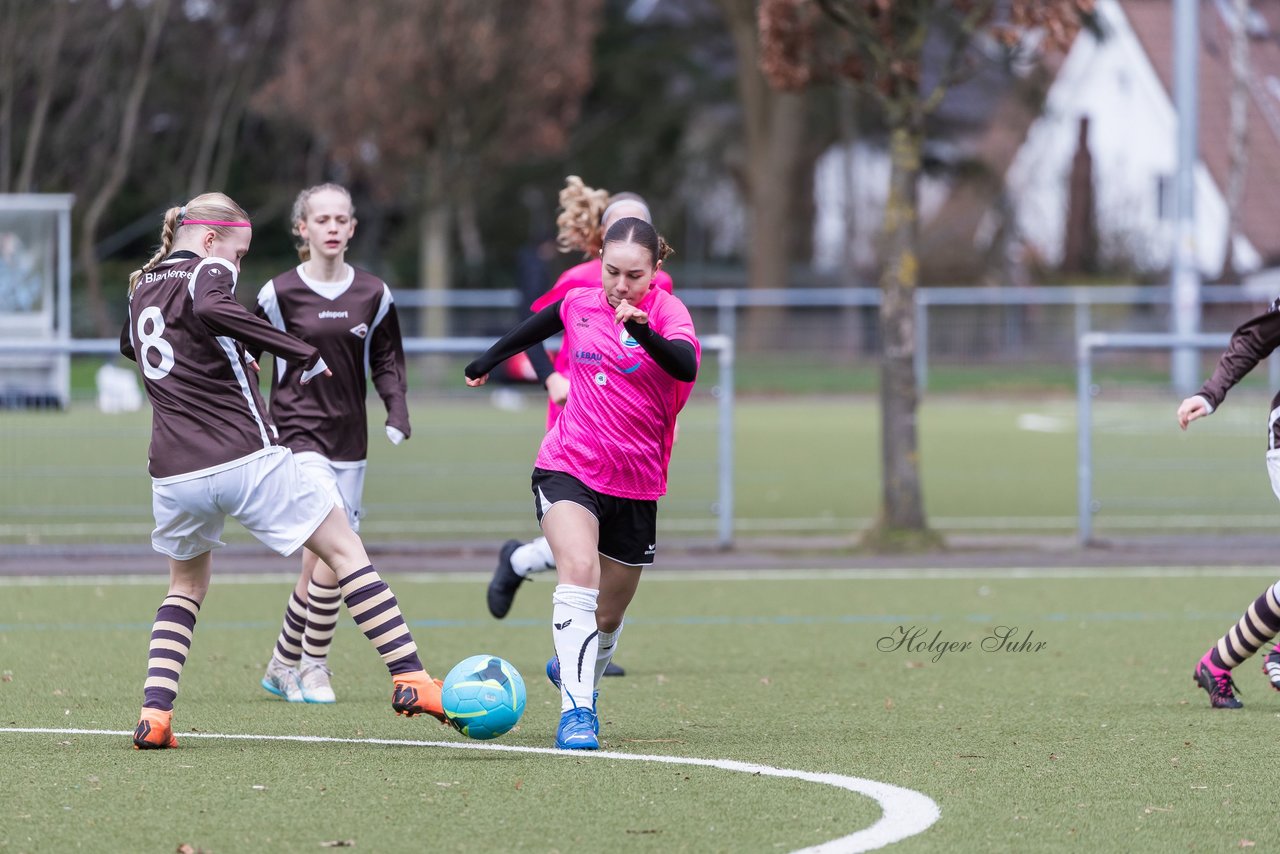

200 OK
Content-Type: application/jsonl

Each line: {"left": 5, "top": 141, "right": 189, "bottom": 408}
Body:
{"left": 813, "top": 0, "right": 1280, "bottom": 282}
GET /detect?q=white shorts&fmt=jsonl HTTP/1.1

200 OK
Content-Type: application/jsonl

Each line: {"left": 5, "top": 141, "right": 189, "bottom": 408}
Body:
{"left": 293, "top": 451, "right": 367, "bottom": 531}
{"left": 1268, "top": 451, "right": 1280, "bottom": 503}
{"left": 150, "top": 446, "right": 334, "bottom": 560}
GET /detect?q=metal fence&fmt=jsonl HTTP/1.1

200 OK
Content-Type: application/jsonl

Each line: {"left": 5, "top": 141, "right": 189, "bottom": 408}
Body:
{"left": 390, "top": 283, "right": 1275, "bottom": 387}
{"left": 0, "top": 334, "right": 736, "bottom": 548}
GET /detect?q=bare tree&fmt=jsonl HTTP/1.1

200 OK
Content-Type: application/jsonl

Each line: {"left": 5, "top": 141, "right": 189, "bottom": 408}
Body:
{"left": 77, "top": 0, "right": 170, "bottom": 336}
{"left": 257, "top": 0, "right": 603, "bottom": 333}
{"left": 15, "top": 1, "right": 71, "bottom": 193}
{"left": 180, "top": 0, "right": 289, "bottom": 196}
{"left": 760, "top": 0, "right": 1093, "bottom": 545}
{"left": 714, "top": 0, "right": 810, "bottom": 351}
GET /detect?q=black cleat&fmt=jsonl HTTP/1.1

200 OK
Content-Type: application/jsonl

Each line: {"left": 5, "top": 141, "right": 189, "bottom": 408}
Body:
{"left": 603, "top": 661, "right": 626, "bottom": 677}
{"left": 1194, "top": 658, "right": 1243, "bottom": 709}
{"left": 487, "top": 539, "right": 525, "bottom": 619}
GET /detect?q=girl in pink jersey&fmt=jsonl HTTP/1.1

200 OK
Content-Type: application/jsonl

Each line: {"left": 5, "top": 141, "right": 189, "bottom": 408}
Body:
{"left": 487, "top": 178, "right": 674, "bottom": 649}
{"left": 122, "top": 193, "right": 449, "bottom": 749}
{"left": 254, "top": 184, "right": 412, "bottom": 706}
{"left": 466, "top": 217, "right": 699, "bottom": 749}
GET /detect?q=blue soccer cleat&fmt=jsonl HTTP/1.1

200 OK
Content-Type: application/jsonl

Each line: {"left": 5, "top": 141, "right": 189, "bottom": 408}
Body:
{"left": 546, "top": 656, "right": 600, "bottom": 733}
{"left": 547, "top": 655, "right": 623, "bottom": 685}
{"left": 555, "top": 707, "right": 599, "bottom": 750}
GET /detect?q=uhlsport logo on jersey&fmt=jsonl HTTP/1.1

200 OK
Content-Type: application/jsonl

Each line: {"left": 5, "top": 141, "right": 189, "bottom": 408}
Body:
{"left": 349, "top": 323, "right": 369, "bottom": 339}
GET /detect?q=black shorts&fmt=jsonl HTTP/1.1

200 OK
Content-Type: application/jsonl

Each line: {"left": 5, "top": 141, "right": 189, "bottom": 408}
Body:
{"left": 531, "top": 468, "right": 657, "bottom": 566}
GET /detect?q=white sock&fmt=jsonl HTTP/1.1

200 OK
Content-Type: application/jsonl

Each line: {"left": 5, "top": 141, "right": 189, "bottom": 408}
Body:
{"left": 512, "top": 537, "right": 556, "bottom": 577}
{"left": 594, "top": 622, "right": 622, "bottom": 689}
{"left": 552, "top": 583, "right": 598, "bottom": 713}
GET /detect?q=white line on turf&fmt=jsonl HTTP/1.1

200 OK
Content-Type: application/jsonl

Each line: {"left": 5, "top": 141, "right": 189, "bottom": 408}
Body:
{"left": 0, "top": 726, "right": 939, "bottom": 854}
{"left": 3, "top": 565, "right": 1280, "bottom": 587}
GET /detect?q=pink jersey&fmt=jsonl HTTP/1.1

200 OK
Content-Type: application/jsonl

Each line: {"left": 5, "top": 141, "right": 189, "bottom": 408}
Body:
{"left": 531, "top": 259, "right": 674, "bottom": 430}
{"left": 534, "top": 286, "right": 699, "bottom": 500}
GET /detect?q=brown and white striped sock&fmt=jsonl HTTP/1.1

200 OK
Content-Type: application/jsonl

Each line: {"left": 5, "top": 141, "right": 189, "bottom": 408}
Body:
{"left": 337, "top": 564, "right": 422, "bottom": 675}
{"left": 1209, "top": 582, "right": 1280, "bottom": 669}
{"left": 142, "top": 594, "right": 199, "bottom": 712}
{"left": 301, "top": 580, "right": 342, "bottom": 663}
{"left": 269, "top": 589, "right": 307, "bottom": 668}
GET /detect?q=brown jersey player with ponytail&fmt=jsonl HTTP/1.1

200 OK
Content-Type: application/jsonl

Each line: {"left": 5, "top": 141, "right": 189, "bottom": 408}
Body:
{"left": 121, "top": 192, "right": 448, "bottom": 749}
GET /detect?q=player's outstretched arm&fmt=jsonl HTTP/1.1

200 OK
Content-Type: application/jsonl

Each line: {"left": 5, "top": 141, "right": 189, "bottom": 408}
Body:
{"left": 191, "top": 262, "right": 326, "bottom": 382}
{"left": 465, "top": 300, "right": 565, "bottom": 384}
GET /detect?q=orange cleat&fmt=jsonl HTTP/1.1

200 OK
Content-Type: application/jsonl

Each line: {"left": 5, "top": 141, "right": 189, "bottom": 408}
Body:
{"left": 132, "top": 708, "right": 177, "bottom": 750}
{"left": 392, "top": 671, "right": 449, "bottom": 724}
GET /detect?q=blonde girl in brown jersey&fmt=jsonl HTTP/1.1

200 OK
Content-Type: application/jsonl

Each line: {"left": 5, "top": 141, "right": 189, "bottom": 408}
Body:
{"left": 123, "top": 192, "right": 447, "bottom": 749}
{"left": 256, "top": 183, "right": 412, "bottom": 705}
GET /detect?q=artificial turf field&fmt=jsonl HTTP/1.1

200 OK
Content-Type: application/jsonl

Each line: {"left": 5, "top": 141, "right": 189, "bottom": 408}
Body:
{"left": 5, "top": 565, "right": 1280, "bottom": 852}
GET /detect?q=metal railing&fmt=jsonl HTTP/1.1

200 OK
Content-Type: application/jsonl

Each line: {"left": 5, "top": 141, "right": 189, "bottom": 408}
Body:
{"left": 390, "top": 283, "right": 1276, "bottom": 389}
{"left": 0, "top": 333, "right": 737, "bottom": 548}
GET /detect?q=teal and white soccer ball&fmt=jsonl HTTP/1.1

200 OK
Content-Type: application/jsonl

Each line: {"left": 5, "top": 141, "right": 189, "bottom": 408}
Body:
{"left": 441, "top": 654, "right": 527, "bottom": 740}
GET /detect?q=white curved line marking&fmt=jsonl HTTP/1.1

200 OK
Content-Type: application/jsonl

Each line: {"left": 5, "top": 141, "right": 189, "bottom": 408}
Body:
{"left": 0, "top": 727, "right": 939, "bottom": 852}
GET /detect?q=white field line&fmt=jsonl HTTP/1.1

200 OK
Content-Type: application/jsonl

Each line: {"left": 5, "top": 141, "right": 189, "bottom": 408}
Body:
{"left": 2, "top": 565, "right": 1280, "bottom": 588}
{"left": 0, "top": 727, "right": 939, "bottom": 854}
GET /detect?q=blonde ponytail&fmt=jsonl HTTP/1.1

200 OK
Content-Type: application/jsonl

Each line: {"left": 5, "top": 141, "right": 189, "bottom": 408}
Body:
{"left": 129, "top": 207, "right": 182, "bottom": 293}
{"left": 128, "top": 192, "right": 250, "bottom": 294}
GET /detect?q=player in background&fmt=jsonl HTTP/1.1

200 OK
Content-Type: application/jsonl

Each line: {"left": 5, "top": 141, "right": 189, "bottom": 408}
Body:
{"left": 486, "top": 178, "right": 674, "bottom": 679}
{"left": 465, "top": 217, "right": 698, "bottom": 749}
{"left": 121, "top": 192, "right": 447, "bottom": 749}
{"left": 1179, "top": 297, "right": 1280, "bottom": 708}
{"left": 254, "top": 184, "right": 411, "bottom": 705}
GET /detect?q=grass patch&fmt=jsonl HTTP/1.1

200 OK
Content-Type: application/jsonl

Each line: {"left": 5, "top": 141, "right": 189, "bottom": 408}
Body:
{"left": 3, "top": 570, "right": 1278, "bottom": 851}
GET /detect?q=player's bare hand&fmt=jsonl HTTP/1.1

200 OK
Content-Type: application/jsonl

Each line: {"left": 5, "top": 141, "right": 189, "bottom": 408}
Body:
{"left": 466, "top": 374, "right": 489, "bottom": 387}
{"left": 615, "top": 299, "right": 648, "bottom": 326}
{"left": 247, "top": 359, "right": 260, "bottom": 373}
{"left": 1177, "top": 396, "right": 1208, "bottom": 430}
{"left": 545, "top": 371, "right": 570, "bottom": 406}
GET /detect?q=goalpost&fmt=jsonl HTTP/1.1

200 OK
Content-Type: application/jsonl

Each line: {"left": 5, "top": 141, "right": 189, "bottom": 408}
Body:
{"left": 1075, "top": 331, "right": 1280, "bottom": 545}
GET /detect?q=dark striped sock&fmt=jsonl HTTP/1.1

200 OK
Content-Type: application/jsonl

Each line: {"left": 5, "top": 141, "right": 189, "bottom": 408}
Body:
{"left": 302, "top": 580, "right": 341, "bottom": 661}
{"left": 338, "top": 565, "right": 422, "bottom": 675}
{"left": 270, "top": 590, "right": 308, "bottom": 667}
{"left": 142, "top": 594, "right": 199, "bottom": 711}
{"left": 1211, "top": 584, "right": 1280, "bottom": 668}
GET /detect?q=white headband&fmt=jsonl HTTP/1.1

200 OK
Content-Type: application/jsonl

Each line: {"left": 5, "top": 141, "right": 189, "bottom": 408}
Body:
{"left": 602, "top": 199, "right": 651, "bottom": 225}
